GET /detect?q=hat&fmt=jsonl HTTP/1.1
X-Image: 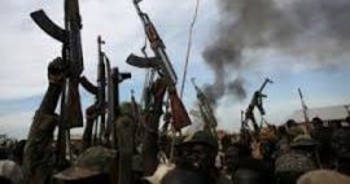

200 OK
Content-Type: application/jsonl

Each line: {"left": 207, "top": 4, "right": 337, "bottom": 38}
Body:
{"left": 290, "top": 134, "right": 317, "bottom": 148}
{"left": 287, "top": 126, "right": 305, "bottom": 139}
{"left": 54, "top": 146, "right": 117, "bottom": 181}
{"left": 119, "top": 102, "right": 133, "bottom": 116}
{"left": 182, "top": 131, "right": 218, "bottom": 151}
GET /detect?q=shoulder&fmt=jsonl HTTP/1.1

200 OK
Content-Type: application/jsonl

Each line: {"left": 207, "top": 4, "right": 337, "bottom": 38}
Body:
{"left": 275, "top": 152, "right": 316, "bottom": 173}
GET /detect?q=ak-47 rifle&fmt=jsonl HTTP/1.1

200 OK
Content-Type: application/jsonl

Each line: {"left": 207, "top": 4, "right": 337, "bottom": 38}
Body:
{"left": 95, "top": 36, "right": 107, "bottom": 144}
{"left": 298, "top": 88, "right": 312, "bottom": 134}
{"left": 80, "top": 51, "right": 131, "bottom": 148}
{"left": 298, "top": 88, "right": 310, "bottom": 123}
{"left": 111, "top": 66, "right": 132, "bottom": 148}
{"left": 127, "top": 0, "right": 191, "bottom": 131}
{"left": 191, "top": 78, "right": 218, "bottom": 137}
{"left": 30, "top": 0, "right": 84, "bottom": 168}
{"left": 243, "top": 78, "right": 273, "bottom": 134}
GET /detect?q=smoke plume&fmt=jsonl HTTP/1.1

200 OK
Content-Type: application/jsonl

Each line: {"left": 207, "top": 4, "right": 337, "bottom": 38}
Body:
{"left": 202, "top": 0, "right": 350, "bottom": 104}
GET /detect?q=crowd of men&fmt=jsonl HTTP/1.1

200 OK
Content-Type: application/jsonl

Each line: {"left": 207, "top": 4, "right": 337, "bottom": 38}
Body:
{"left": 1, "top": 0, "right": 350, "bottom": 183}
{"left": 0, "top": 58, "right": 350, "bottom": 184}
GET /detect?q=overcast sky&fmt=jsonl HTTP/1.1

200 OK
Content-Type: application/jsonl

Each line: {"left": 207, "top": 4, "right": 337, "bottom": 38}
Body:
{"left": 0, "top": 0, "right": 349, "bottom": 139}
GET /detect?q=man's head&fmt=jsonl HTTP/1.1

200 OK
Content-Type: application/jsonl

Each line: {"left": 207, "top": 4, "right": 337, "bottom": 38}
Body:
{"left": 346, "top": 116, "right": 350, "bottom": 123}
{"left": 290, "top": 134, "right": 317, "bottom": 157}
{"left": 224, "top": 143, "right": 251, "bottom": 172}
{"left": 329, "top": 122, "right": 341, "bottom": 130}
{"left": 119, "top": 102, "right": 133, "bottom": 117}
{"left": 286, "top": 119, "right": 297, "bottom": 128}
{"left": 181, "top": 131, "right": 218, "bottom": 172}
{"left": 312, "top": 117, "right": 323, "bottom": 129}
{"left": 54, "top": 146, "right": 117, "bottom": 184}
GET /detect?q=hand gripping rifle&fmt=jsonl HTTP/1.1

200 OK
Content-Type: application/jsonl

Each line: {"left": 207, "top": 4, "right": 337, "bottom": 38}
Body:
{"left": 244, "top": 78, "right": 273, "bottom": 134}
{"left": 127, "top": 0, "right": 191, "bottom": 131}
{"left": 30, "top": 0, "right": 84, "bottom": 168}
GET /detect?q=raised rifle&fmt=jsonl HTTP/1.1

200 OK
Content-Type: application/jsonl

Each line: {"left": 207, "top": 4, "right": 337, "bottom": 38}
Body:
{"left": 80, "top": 53, "right": 131, "bottom": 148}
{"left": 191, "top": 78, "right": 218, "bottom": 137}
{"left": 127, "top": 0, "right": 191, "bottom": 131}
{"left": 298, "top": 88, "right": 310, "bottom": 123}
{"left": 244, "top": 78, "right": 273, "bottom": 134}
{"left": 95, "top": 36, "right": 107, "bottom": 144}
{"left": 30, "top": 0, "right": 84, "bottom": 168}
{"left": 298, "top": 88, "right": 312, "bottom": 134}
{"left": 110, "top": 66, "right": 132, "bottom": 148}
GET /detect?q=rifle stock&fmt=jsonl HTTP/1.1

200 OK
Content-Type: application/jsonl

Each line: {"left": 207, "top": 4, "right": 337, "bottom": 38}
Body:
{"left": 169, "top": 89, "right": 191, "bottom": 131}
{"left": 63, "top": 79, "right": 83, "bottom": 128}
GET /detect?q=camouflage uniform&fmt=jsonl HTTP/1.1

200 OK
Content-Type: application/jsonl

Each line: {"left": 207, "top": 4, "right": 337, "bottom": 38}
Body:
{"left": 275, "top": 152, "right": 316, "bottom": 174}
{"left": 22, "top": 111, "right": 58, "bottom": 184}
{"left": 275, "top": 152, "right": 317, "bottom": 184}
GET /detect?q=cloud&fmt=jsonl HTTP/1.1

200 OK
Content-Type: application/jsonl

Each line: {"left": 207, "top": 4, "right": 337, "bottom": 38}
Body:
{"left": 200, "top": 0, "right": 350, "bottom": 105}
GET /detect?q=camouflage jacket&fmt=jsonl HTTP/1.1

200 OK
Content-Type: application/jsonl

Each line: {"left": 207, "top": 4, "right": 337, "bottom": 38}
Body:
{"left": 275, "top": 152, "right": 316, "bottom": 174}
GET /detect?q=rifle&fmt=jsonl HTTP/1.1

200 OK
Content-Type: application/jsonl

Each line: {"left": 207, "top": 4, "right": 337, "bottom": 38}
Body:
{"left": 298, "top": 88, "right": 312, "bottom": 134}
{"left": 191, "top": 78, "right": 217, "bottom": 137}
{"left": 95, "top": 36, "right": 107, "bottom": 144}
{"left": 30, "top": 0, "right": 84, "bottom": 168}
{"left": 298, "top": 88, "right": 310, "bottom": 123}
{"left": 127, "top": 0, "right": 191, "bottom": 131}
{"left": 110, "top": 66, "right": 132, "bottom": 148}
{"left": 244, "top": 78, "right": 273, "bottom": 134}
{"left": 80, "top": 36, "right": 108, "bottom": 146}
{"left": 103, "top": 53, "right": 114, "bottom": 146}
{"left": 80, "top": 53, "right": 131, "bottom": 148}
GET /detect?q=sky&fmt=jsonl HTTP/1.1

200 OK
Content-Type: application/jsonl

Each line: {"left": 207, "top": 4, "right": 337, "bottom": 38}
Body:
{"left": 0, "top": 0, "right": 349, "bottom": 139}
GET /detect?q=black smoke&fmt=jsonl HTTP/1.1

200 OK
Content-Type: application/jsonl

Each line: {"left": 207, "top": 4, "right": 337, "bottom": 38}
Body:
{"left": 202, "top": 0, "right": 350, "bottom": 104}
